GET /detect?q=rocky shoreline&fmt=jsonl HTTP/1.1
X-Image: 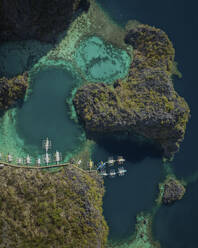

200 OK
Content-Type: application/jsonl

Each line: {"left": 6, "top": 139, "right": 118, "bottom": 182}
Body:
{"left": 73, "top": 24, "right": 190, "bottom": 159}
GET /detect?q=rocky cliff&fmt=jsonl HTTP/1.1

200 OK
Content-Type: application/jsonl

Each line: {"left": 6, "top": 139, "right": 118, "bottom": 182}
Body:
{"left": 73, "top": 24, "right": 190, "bottom": 159}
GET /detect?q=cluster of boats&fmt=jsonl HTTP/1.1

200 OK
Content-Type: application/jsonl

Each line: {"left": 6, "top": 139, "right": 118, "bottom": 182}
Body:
{"left": 97, "top": 156, "right": 127, "bottom": 178}
{"left": 0, "top": 138, "right": 62, "bottom": 166}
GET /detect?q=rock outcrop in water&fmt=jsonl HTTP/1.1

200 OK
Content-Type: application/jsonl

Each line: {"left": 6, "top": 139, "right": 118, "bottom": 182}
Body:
{"left": 0, "top": 166, "right": 108, "bottom": 248}
{"left": 162, "top": 178, "right": 186, "bottom": 204}
{"left": 0, "top": 0, "right": 90, "bottom": 42}
{"left": 73, "top": 24, "right": 190, "bottom": 159}
{"left": 0, "top": 73, "right": 28, "bottom": 111}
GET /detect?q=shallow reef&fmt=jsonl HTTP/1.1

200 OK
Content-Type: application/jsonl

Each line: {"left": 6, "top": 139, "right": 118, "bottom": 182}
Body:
{"left": 0, "top": 73, "right": 28, "bottom": 111}
{"left": 0, "top": 166, "right": 108, "bottom": 248}
{"left": 108, "top": 213, "right": 160, "bottom": 248}
{"left": 73, "top": 24, "right": 190, "bottom": 159}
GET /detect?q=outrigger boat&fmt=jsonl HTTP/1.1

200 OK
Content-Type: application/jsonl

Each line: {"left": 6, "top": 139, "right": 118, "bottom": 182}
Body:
{"left": 42, "top": 137, "right": 52, "bottom": 152}
{"left": 43, "top": 153, "right": 50, "bottom": 165}
{"left": 109, "top": 169, "right": 116, "bottom": 178}
{"left": 117, "top": 156, "right": 125, "bottom": 164}
{"left": 17, "top": 158, "right": 23, "bottom": 165}
{"left": 7, "top": 154, "right": 12, "bottom": 163}
{"left": 107, "top": 157, "right": 115, "bottom": 166}
{"left": 55, "top": 151, "right": 61, "bottom": 164}
{"left": 117, "top": 167, "right": 127, "bottom": 176}
{"left": 26, "top": 155, "right": 31, "bottom": 165}
{"left": 37, "top": 158, "right": 41, "bottom": 166}
{"left": 100, "top": 170, "right": 108, "bottom": 177}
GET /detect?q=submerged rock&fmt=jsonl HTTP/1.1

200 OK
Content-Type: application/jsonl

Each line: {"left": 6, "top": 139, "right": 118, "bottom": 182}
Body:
{"left": 0, "top": 166, "right": 108, "bottom": 248}
{"left": 73, "top": 24, "right": 190, "bottom": 159}
{"left": 162, "top": 178, "right": 186, "bottom": 204}
{"left": 0, "top": 73, "right": 28, "bottom": 111}
{"left": 0, "top": 0, "right": 90, "bottom": 42}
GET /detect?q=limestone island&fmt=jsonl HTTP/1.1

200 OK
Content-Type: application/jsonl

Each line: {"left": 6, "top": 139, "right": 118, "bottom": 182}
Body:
{"left": 73, "top": 24, "right": 190, "bottom": 159}
{"left": 0, "top": 166, "right": 108, "bottom": 248}
{"left": 159, "top": 177, "right": 186, "bottom": 205}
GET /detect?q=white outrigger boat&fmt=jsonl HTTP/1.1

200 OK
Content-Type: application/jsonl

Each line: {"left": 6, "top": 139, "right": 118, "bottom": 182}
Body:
{"left": 37, "top": 158, "right": 41, "bottom": 166}
{"left": 117, "top": 156, "right": 125, "bottom": 164}
{"left": 107, "top": 157, "right": 115, "bottom": 166}
{"left": 109, "top": 169, "right": 116, "bottom": 178}
{"left": 117, "top": 167, "right": 127, "bottom": 176}
{"left": 17, "top": 158, "right": 23, "bottom": 165}
{"left": 55, "top": 151, "right": 61, "bottom": 164}
{"left": 7, "top": 154, "right": 12, "bottom": 163}
{"left": 100, "top": 170, "right": 108, "bottom": 177}
{"left": 42, "top": 137, "right": 52, "bottom": 152}
{"left": 43, "top": 153, "right": 50, "bottom": 165}
{"left": 26, "top": 155, "right": 31, "bottom": 165}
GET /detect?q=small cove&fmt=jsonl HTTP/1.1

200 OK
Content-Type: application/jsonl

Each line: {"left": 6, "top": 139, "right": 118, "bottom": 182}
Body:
{"left": 15, "top": 68, "right": 85, "bottom": 160}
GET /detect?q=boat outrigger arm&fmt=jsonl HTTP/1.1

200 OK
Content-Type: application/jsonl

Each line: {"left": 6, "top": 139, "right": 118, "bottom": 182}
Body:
{"left": 97, "top": 161, "right": 106, "bottom": 170}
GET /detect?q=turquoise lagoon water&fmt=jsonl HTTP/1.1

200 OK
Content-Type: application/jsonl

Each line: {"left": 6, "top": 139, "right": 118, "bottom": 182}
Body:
{"left": 74, "top": 36, "right": 131, "bottom": 83}
{"left": 0, "top": 36, "right": 131, "bottom": 162}
{"left": 15, "top": 68, "right": 85, "bottom": 159}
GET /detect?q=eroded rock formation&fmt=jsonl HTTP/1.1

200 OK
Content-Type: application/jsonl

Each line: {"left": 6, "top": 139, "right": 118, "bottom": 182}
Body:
{"left": 73, "top": 24, "right": 190, "bottom": 159}
{"left": 162, "top": 178, "right": 186, "bottom": 204}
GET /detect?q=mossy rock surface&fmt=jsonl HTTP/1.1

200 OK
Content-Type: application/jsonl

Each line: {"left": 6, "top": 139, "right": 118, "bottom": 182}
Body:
{"left": 0, "top": 73, "right": 28, "bottom": 111}
{"left": 162, "top": 178, "right": 186, "bottom": 204}
{"left": 73, "top": 24, "right": 190, "bottom": 159}
{"left": 0, "top": 0, "right": 90, "bottom": 42}
{"left": 0, "top": 166, "right": 108, "bottom": 248}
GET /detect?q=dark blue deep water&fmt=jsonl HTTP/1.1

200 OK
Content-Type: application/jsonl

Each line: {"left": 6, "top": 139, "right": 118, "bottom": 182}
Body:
{"left": 96, "top": 0, "right": 198, "bottom": 246}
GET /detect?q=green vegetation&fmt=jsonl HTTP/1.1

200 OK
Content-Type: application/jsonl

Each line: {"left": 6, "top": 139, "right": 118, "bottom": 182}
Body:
{"left": 0, "top": 166, "right": 108, "bottom": 248}
{"left": 125, "top": 24, "right": 175, "bottom": 73}
{"left": 73, "top": 24, "right": 190, "bottom": 159}
{"left": 0, "top": 73, "right": 28, "bottom": 111}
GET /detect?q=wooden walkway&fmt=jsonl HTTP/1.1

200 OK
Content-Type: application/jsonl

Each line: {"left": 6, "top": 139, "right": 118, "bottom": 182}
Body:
{"left": 0, "top": 161, "right": 97, "bottom": 174}
{"left": 0, "top": 162, "right": 71, "bottom": 169}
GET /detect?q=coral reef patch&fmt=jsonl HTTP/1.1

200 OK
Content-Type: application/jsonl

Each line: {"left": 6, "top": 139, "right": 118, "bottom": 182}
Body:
{"left": 74, "top": 36, "right": 131, "bottom": 83}
{"left": 108, "top": 213, "right": 160, "bottom": 248}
